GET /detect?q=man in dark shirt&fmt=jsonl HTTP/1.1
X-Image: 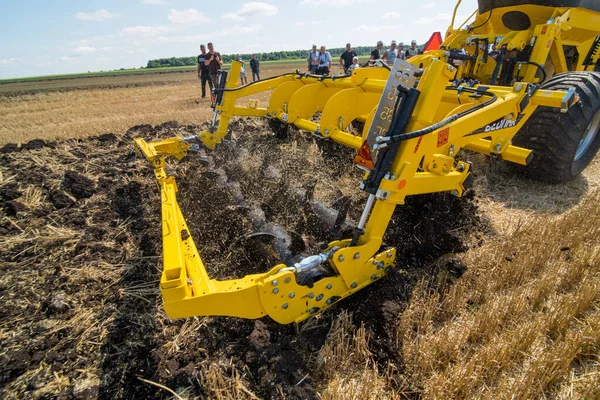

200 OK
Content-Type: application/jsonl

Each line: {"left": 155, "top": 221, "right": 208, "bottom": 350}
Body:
{"left": 250, "top": 54, "right": 260, "bottom": 81}
{"left": 339, "top": 43, "right": 357, "bottom": 74}
{"left": 405, "top": 40, "right": 421, "bottom": 59}
{"left": 204, "top": 42, "right": 223, "bottom": 88}
{"left": 370, "top": 40, "right": 384, "bottom": 66}
{"left": 197, "top": 44, "right": 212, "bottom": 98}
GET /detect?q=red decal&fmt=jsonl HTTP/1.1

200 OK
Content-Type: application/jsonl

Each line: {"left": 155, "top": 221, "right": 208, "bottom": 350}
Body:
{"left": 437, "top": 128, "right": 450, "bottom": 147}
{"left": 541, "top": 25, "right": 547, "bottom": 35}
{"left": 413, "top": 136, "right": 423, "bottom": 153}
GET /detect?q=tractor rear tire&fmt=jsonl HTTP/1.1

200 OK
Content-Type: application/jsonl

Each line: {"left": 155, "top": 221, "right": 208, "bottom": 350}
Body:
{"left": 512, "top": 71, "right": 600, "bottom": 183}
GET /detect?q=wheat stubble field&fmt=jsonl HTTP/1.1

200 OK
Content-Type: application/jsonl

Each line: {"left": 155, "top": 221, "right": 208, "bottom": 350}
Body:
{"left": 0, "top": 65, "right": 599, "bottom": 399}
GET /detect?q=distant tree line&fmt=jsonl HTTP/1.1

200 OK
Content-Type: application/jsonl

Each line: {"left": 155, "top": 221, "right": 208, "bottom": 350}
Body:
{"left": 146, "top": 46, "right": 383, "bottom": 68}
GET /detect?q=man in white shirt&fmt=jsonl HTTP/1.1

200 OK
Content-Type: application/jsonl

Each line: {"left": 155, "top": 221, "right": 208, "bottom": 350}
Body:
{"left": 316, "top": 45, "right": 332, "bottom": 75}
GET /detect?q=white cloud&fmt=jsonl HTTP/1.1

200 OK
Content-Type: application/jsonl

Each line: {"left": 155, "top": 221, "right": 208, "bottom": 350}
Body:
{"left": 102, "top": 47, "right": 113, "bottom": 52}
{"left": 120, "top": 25, "right": 170, "bottom": 38}
{"left": 75, "top": 10, "right": 120, "bottom": 21}
{"left": 221, "top": 2, "right": 278, "bottom": 21}
{"left": 140, "top": 0, "right": 167, "bottom": 4}
{"left": 168, "top": 9, "right": 211, "bottom": 24}
{"left": 355, "top": 24, "right": 402, "bottom": 32}
{"left": 60, "top": 56, "right": 79, "bottom": 64}
{"left": 0, "top": 58, "right": 17, "bottom": 65}
{"left": 73, "top": 46, "right": 97, "bottom": 54}
{"left": 382, "top": 11, "right": 401, "bottom": 20}
{"left": 300, "top": 0, "right": 373, "bottom": 6}
{"left": 222, "top": 12, "right": 244, "bottom": 22}
{"left": 293, "top": 20, "right": 322, "bottom": 26}
{"left": 157, "top": 24, "right": 263, "bottom": 43}
{"left": 413, "top": 12, "right": 453, "bottom": 24}
{"left": 422, "top": 2, "right": 437, "bottom": 8}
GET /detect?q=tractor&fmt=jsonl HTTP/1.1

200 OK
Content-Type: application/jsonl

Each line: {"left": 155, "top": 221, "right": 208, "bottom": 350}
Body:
{"left": 135, "top": 0, "right": 600, "bottom": 324}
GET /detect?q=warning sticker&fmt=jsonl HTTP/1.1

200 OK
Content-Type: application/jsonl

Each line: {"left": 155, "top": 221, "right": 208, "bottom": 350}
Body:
{"left": 437, "top": 128, "right": 450, "bottom": 147}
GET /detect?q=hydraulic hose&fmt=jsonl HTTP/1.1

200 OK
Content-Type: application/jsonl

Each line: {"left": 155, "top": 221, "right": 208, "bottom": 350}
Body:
{"left": 377, "top": 86, "right": 497, "bottom": 145}
{"left": 519, "top": 61, "right": 547, "bottom": 84}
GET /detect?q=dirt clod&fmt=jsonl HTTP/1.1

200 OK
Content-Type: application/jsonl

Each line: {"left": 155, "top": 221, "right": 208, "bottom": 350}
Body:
{"left": 248, "top": 320, "right": 271, "bottom": 349}
{"left": 49, "top": 190, "right": 76, "bottom": 209}
{"left": 62, "top": 170, "right": 95, "bottom": 199}
{"left": 22, "top": 139, "right": 46, "bottom": 150}
{"left": 0, "top": 183, "right": 21, "bottom": 201}
{"left": 0, "top": 143, "right": 19, "bottom": 154}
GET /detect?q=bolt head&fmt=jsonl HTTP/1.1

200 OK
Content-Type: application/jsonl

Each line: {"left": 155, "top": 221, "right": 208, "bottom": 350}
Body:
{"left": 282, "top": 303, "right": 288, "bottom": 309}
{"left": 308, "top": 292, "right": 314, "bottom": 299}
{"left": 387, "top": 252, "right": 393, "bottom": 258}
{"left": 451, "top": 190, "right": 459, "bottom": 196}
{"left": 284, "top": 277, "right": 291, "bottom": 283}
{"left": 378, "top": 261, "right": 385, "bottom": 269}
{"left": 289, "top": 292, "right": 295, "bottom": 299}
{"left": 326, "top": 284, "right": 332, "bottom": 290}
{"left": 354, "top": 252, "right": 360, "bottom": 260}
{"left": 326, "top": 298, "right": 333, "bottom": 304}
{"left": 187, "top": 279, "right": 193, "bottom": 285}
{"left": 338, "top": 255, "right": 345, "bottom": 262}
{"left": 272, "top": 280, "right": 278, "bottom": 286}
{"left": 351, "top": 282, "right": 358, "bottom": 289}
{"left": 495, "top": 144, "right": 502, "bottom": 152}
{"left": 272, "top": 288, "right": 279, "bottom": 294}
{"left": 371, "top": 274, "right": 378, "bottom": 280}
{"left": 316, "top": 294, "right": 323, "bottom": 301}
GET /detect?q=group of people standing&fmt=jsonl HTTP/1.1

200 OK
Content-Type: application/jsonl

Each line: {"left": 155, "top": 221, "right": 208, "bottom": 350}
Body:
{"left": 307, "top": 40, "right": 422, "bottom": 76}
{"left": 372, "top": 39, "right": 422, "bottom": 66}
{"left": 196, "top": 39, "right": 423, "bottom": 98}
{"left": 197, "top": 42, "right": 261, "bottom": 98}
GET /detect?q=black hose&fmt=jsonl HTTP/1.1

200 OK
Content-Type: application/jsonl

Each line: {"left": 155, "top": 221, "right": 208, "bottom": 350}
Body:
{"left": 519, "top": 61, "right": 547, "bottom": 84}
{"left": 387, "top": 86, "right": 497, "bottom": 143}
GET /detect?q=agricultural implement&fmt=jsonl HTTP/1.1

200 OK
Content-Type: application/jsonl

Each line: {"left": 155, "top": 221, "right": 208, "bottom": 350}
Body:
{"left": 135, "top": 0, "right": 600, "bottom": 324}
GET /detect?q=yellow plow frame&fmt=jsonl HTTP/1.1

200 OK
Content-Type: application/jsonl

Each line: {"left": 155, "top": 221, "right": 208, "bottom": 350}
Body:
{"left": 135, "top": 52, "right": 576, "bottom": 323}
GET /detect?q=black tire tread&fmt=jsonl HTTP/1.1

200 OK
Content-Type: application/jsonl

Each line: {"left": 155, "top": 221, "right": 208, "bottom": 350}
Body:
{"left": 512, "top": 71, "right": 600, "bottom": 183}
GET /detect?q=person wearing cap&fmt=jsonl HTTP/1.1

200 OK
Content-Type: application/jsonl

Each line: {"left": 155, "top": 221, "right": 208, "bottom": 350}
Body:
{"left": 347, "top": 56, "right": 360, "bottom": 73}
{"left": 307, "top": 44, "right": 320, "bottom": 74}
{"left": 316, "top": 45, "right": 332, "bottom": 75}
{"left": 197, "top": 44, "right": 212, "bottom": 98}
{"left": 339, "top": 43, "right": 358, "bottom": 74}
{"left": 370, "top": 40, "right": 384, "bottom": 66}
{"left": 406, "top": 39, "right": 421, "bottom": 59}
{"left": 397, "top": 42, "right": 406, "bottom": 61}
{"left": 382, "top": 40, "right": 398, "bottom": 65}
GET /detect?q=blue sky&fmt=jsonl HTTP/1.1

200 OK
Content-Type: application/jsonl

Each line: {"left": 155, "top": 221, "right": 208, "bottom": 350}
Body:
{"left": 0, "top": 0, "right": 477, "bottom": 79}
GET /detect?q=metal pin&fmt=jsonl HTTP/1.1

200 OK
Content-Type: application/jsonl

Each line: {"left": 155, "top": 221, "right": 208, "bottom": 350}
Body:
{"left": 272, "top": 280, "right": 278, "bottom": 286}
{"left": 289, "top": 292, "right": 295, "bottom": 298}
{"left": 272, "top": 288, "right": 279, "bottom": 294}
{"left": 282, "top": 303, "right": 288, "bottom": 309}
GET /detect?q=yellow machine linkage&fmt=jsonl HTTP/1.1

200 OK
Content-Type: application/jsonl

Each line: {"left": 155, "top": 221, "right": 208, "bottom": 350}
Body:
{"left": 135, "top": 0, "right": 600, "bottom": 324}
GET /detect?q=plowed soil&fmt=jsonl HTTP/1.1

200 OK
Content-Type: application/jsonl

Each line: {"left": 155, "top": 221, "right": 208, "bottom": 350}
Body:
{"left": 0, "top": 120, "right": 486, "bottom": 399}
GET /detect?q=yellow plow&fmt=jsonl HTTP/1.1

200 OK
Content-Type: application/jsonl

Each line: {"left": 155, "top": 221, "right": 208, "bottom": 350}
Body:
{"left": 135, "top": 0, "right": 600, "bottom": 324}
